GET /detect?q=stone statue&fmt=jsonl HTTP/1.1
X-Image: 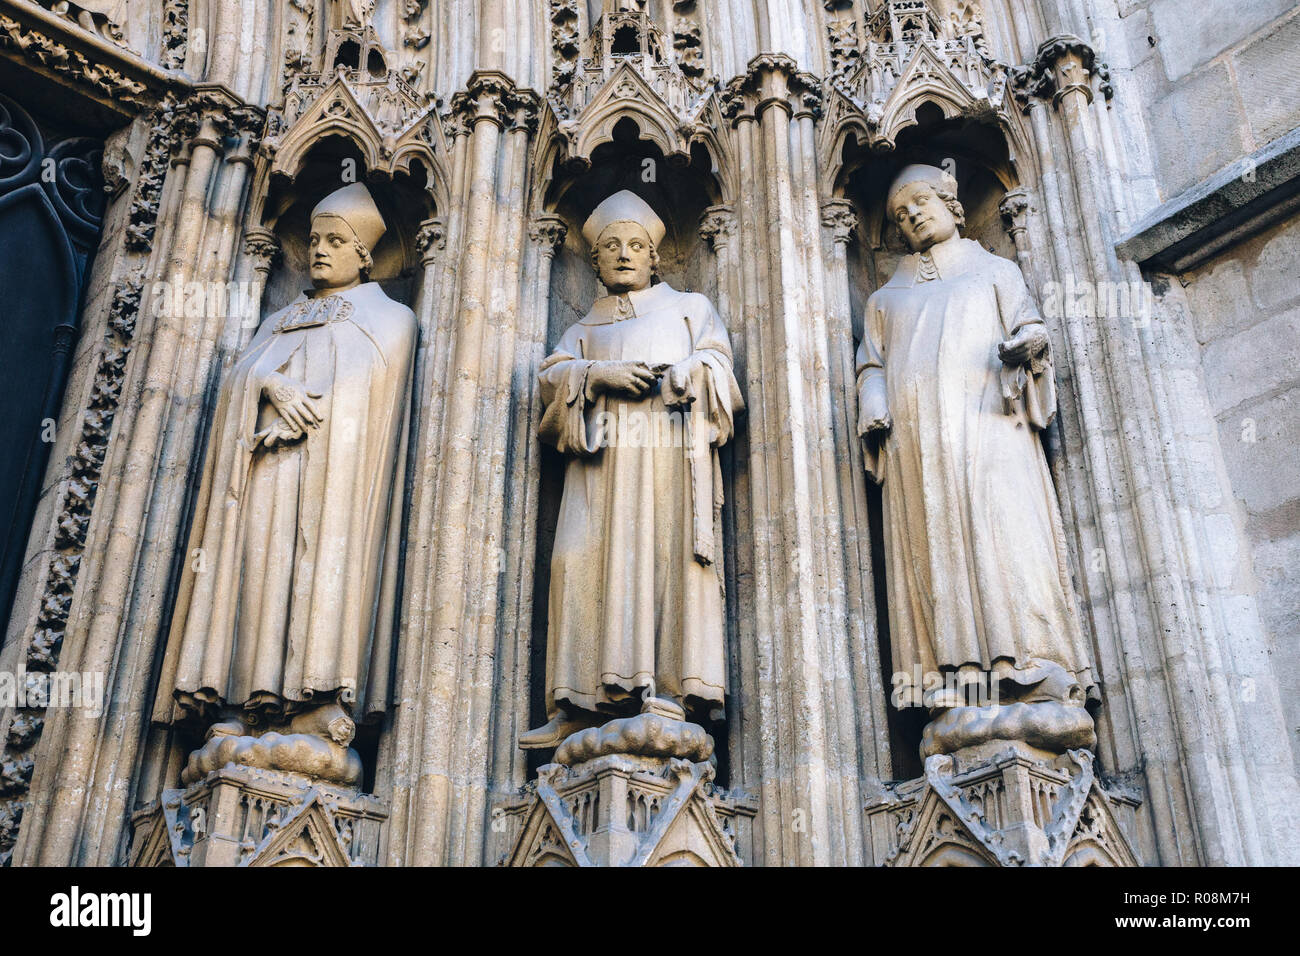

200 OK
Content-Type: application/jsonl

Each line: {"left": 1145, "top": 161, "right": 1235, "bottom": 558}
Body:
{"left": 520, "top": 190, "right": 744, "bottom": 748}
{"left": 856, "top": 165, "right": 1097, "bottom": 758}
{"left": 154, "top": 183, "right": 416, "bottom": 786}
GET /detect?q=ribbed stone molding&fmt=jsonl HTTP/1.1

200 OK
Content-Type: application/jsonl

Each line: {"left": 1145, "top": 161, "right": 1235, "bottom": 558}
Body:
{"left": 708, "top": 50, "right": 889, "bottom": 866}
{"left": 7, "top": 83, "right": 270, "bottom": 866}
{"left": 1006, "top": 11, "right": 1300, "bottom": 863}
{"left": 383, "top": 68, "right": 544, "bottom": 866}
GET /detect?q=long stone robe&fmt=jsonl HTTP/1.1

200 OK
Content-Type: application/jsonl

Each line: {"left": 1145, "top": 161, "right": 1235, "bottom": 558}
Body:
{"left": 855, "top": 238, "right": 1095, "bottom": 698}
{"left": 154, "top": 282, "right": 416, "bottom": 727}
{"left": 538, "top": 281, "right": 743, "bottom": 717}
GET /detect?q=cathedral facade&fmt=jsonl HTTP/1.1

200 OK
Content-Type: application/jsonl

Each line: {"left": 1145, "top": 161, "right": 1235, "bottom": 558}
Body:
{"left": 0, "top": 0, "right": 1296, "bottom": 867}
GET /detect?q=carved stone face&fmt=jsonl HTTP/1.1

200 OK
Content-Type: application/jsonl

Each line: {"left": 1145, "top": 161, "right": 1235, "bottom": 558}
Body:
{"left": 593, "top": 221, "right": 654, "bottom": 293}
{"left": 309, "top": 215, "right": 366, "bottom": 290}
{"left": 889, "top": 181, "right": 959, "bottom": 252}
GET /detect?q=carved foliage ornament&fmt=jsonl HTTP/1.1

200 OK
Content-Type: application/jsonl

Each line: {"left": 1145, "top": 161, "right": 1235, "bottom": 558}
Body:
{"left": 30, "top": 0, "right": 129, "bottom": 49}
{"left": 160, "top": 0, "right": 187, "bottom": 70}
{"left": 1010, "top": 34, "right": 1114, "bottom": 111}
{"left": 0, "top": 13, "right": 149, "bottom": 108}
{"left": 267, "top": 28, "right": 444, "bottom": 187}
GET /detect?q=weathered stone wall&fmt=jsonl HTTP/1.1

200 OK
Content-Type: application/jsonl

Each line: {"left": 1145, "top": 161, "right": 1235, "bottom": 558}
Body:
{"left": 1182, "top": 217, "right": 1300, "bottom": 764}
{"left": 1114, "top": 0, "right": 1300, "bottom": 200}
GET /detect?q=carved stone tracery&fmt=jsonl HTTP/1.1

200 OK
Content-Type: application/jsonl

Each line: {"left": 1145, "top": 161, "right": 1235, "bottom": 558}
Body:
{"left": 542, "top": 0, "right": 715, "bottom": 168}
{"left": 818, "top": 0, "right": 1021, "bottom": 155}
{"left": 264, "top": 25, "right": 444, "bottom": 187}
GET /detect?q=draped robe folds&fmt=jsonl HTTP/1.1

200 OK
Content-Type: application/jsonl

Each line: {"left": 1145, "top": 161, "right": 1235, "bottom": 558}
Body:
{"left": 154, "top": 282, "right": 416, "bottom": 727}
{"left": 855, "top": 238, "right": 1096, "bottom": 699}
{"left": 538, "top": 282, "right": 743, "bottom": 717}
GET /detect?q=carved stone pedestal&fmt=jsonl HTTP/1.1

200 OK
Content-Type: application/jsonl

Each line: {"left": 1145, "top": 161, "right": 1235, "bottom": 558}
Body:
{"left": 130, "top": 765, "right": 387, "bottom": 867}
{"left": 864, "top": 742, "right": 1140, "bottom": 867}
{"left": 499, "top": 703, "right": 755, "bottom": 866}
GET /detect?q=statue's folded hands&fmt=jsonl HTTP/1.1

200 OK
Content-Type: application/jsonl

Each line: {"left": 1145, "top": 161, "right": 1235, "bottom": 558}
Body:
{"left": 584, "top": 359, "right": 657, "bottom": 399}
{"left": 262, "top": 370, "right": 325, "bottom": 434}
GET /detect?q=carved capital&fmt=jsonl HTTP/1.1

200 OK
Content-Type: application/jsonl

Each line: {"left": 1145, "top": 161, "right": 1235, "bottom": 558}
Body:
{"left": 1011, "top": 35, "right": 1113, "bottom": 112}
{"left": 506, "top": 88, "right": 542, "bottom": 134}
{"left": 243, "top": 227, "right": 282, "bottom": 274}
{"left": 718, "top": 74, "right": 750, "bottom": 123}
{"left": 416, "top": 217, "right": 448, "bottom": 264}
{"left": 528, "top": 215, "right": 568, "bottom": 258}
{"left": 999, "top": 188, "right": 1031, "bottom": 236}
{"left": 725, "top": 54, "right": 824, "bottom": 124}
{"left": 172, "top": 87, "right": 255, "bottom": 157}
{"left": 698, "top": 204, "right": 735, "bottom": 251}
{"left": 449, "top": 71, "right": 531, "bottom": 131}
{"left": 821, "top": 198, "right": 858, "bottom": 245}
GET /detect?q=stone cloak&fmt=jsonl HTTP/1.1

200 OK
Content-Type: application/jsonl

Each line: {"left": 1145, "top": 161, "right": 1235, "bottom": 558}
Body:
{"left": 153, "top": 281, "right": 415, "bottom": 727}
{"left": 537, "top": 281, "right": 743, "bottom": 716}
{"left": 855, "top": 237, "right": 1095, "bottom": 698}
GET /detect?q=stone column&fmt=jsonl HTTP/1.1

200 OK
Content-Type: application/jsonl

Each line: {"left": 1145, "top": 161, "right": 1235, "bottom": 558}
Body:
{"left": 385, "top": 72, "right": 542, "bottom": 867}
{"left": 1014, "top": 33, "right": 1300, "bottom": 865}
{"left": 717, "top": 54, "right": 888, "bottom": 866}
{"left": 489, "top": 212, "right": 566, "bottom": 828}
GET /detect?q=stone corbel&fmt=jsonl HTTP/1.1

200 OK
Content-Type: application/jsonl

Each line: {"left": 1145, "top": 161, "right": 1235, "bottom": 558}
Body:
{"left": 1011, "top": 34, "right": 1113, "bottom": 112}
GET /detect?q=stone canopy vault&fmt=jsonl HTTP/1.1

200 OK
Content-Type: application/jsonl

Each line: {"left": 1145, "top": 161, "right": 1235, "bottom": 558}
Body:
{"left": 0, "top": 0, "right": 1296, "bottom": 869}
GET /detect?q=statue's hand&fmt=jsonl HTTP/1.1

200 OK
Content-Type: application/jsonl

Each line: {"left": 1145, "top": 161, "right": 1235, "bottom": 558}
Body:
{"left": 863, "top": 412, "right": 892, "bottom": 435}
{"left": 662, "top": 358, "right": 697, "bottom": 409}
{"left": 997, "top": 324, "right": 1049, "bottom": 367}
{"left": 586, "top": 360, "right": 657, "bottom": 400}
{"left": 263, "top": 372, "right": 325, "bottom": 434}
{"left": 258, "top": 417, "right": 304, "bottom": 448}
{"left": 860, "top": 390, "right": 892, "bottom": 435}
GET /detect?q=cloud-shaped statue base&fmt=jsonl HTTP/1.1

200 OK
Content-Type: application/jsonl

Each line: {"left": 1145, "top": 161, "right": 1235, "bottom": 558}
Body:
{"left": 921, "top": 700, "right": 1097, "bottom": 759}
{"left": 554, "top": 696, "right": 714, "bottom": 766}
{"left": 181, "top": 731, "right": 363, "bottom": 787}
